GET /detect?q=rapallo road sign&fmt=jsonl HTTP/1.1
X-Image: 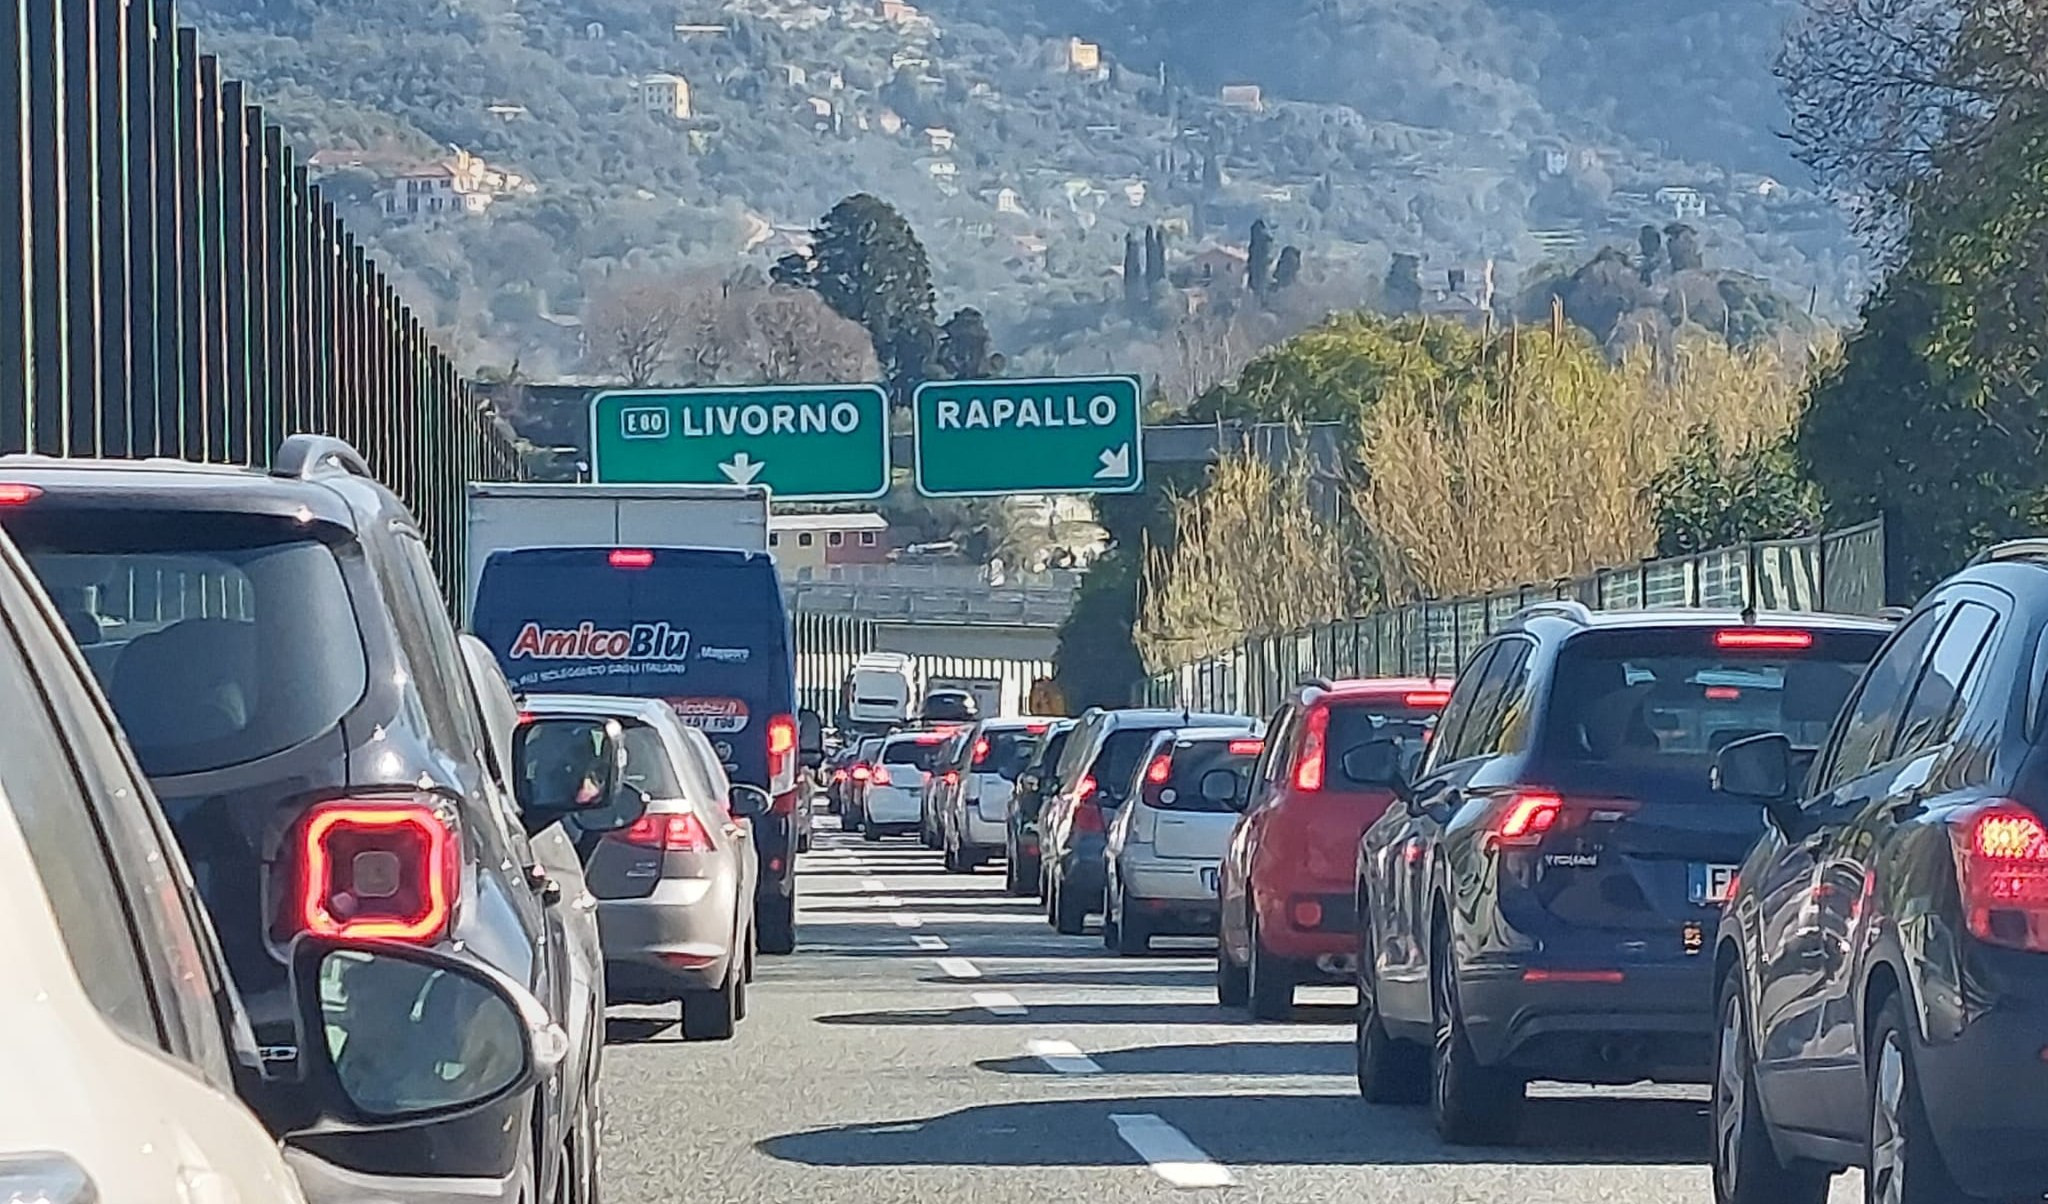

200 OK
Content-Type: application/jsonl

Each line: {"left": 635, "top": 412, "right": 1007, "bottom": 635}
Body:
{"left": 589, "top": 384, "right": 891, "bottom": 500}
{"left": 912, "top": 376, "right": 1143, "bottom": 497}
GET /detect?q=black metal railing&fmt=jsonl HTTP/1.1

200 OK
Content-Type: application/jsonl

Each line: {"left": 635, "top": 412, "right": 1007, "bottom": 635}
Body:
{"left": 0, "top": 0, "right": 521, "bottom": 607}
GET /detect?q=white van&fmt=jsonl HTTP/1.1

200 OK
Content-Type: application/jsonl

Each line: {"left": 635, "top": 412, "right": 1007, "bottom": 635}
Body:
{"left": 844, "top": 652, "right": 919, "bottom": 727}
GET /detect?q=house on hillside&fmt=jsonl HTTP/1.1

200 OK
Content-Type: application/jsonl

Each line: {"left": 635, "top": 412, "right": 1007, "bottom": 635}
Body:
{"left": 1120, "top": 180, "right": 1146, "bottom": 207}
{"left": 635, "top": 73, "right": 692, "bottom": 119}
{"left": 779, "top": 63, "right": 808, "bottom": 86}
{"left": 1219, "top": 84, "right": 1264, "bottom": 111}
{"left": 374, "top": 147, "right": 525, "bottom": 220}
{"left": 768, "top": 513, "right": 890, "bottom": 579}
{"left": 485, "top": 102, "right": 527, "bottom": 121}
{"left": 1420, "top": 261, "right": 1495, "bottom": 327}
{"left": 992, "top": 187, "right": 1025, "bottom": 215}
{"left": 1185, "top": 244, "right": 1248, "bottom": 287}
{"left": 1066, "top": 37, "right": 1101, "bottom": 71}
{"left": 924, "top": 126, "right": 955, "bottom": 152}
{"left": 876, "top": 109, "right": 905, "bottom": 135}
{"left": 1655, "top": 185, "right": 1706, "bottom": 219}
{"left": 802, "top": 96, "right": 836, "bottom": 129}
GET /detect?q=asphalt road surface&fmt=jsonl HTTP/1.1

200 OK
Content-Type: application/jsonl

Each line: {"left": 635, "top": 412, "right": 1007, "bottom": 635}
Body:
{"left": 598, "top": 820, "right": 1862, "bottom": 1203}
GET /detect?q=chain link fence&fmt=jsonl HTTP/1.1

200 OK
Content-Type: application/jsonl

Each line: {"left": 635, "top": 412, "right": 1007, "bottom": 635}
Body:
{"left": 1139, "top": 519, "right": 1887, "bottom": 715}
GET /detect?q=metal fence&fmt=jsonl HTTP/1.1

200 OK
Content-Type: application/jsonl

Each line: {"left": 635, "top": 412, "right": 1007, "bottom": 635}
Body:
{"left": 0, "top": 0, "right": 522, "bottom": 608}
{"left": 792, "top": 610, "right": 1053, "bottom": 721}
{"left": 1140, "top": 519, "right": 1888, "bottom": 716}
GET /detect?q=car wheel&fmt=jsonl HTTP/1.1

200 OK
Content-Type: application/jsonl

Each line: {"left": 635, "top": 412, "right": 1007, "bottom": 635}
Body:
{"left": 1355, "top": 919, "right": 1428, "bottom": 1104}
{"left": 1868, "top": 994, "right": 1968, "bottom": 1204}
{"left": 1247, "top": 916, "right": 1297, "bottom": 1021}
{"left": 1713, "top": 970, "right": 1828, "bottom": 1204}
{"left": 1101, "top": 876, "right": 1122, "bottom": 949}
{"left": 758, "top": 892, "right": 796, "bottom": 956}
{"left": 1429, "top": 924, "right": 1522, "bottom": 1145}
{"left": 680, "top": 966, "right": 740, "bottom": 1042}
{"left": 1053, "top": 873, "right": 1089, "bottom": 935}
{"left": 744, "top": 925, "right": 757, "bottom": 983}
{"left": 1114, "top": 885, "right": 1151, "bottom": 956}
{"left": 1215, "top": 934, "right": 1250, "bottom": 1007}
{"left": 1003, "top": 849, "right": 1024, "bottom": 894}
{"left": 863, "top": 823, "right": 883, "bottom": 843}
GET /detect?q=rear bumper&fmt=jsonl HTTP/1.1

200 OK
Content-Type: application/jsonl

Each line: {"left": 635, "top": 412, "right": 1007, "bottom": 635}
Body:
{"left": 962, "top": 806, "right": 1007, "bottom": 847}
{"left": 1123, "top": 855, "right": 1220, "bottom": 904}
{"left": 596, "top": 881, "right": 739, "bottom": 1001}
{"left": 1915, "top": 987, "right": 2048, "bottom": 1198}
{"left": 1255, "top": 890, "right": 1359, "bottom": 964}
{"left": 1457, "top": 958, "right": 1715, "bottom": 1083}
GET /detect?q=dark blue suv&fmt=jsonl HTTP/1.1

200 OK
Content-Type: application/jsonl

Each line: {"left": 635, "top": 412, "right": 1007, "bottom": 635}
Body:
{"left": 1350, "top": 603, "right": 1887, "bottom": 1144}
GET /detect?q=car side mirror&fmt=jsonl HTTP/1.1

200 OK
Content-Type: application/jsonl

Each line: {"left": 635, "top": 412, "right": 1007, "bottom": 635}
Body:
{"left": 1713, "top": 732, "right": 1806, "bottom": 835}
{"left": 1341, "top": 739, "right": 1412, "bottom": 801}
{"left": 511, "top": 717, "right": 643, "bottom": 834}
{"left": 728, "top": 783, "right": 773, "bottom": 820}
{"left": 287, "top": 935, "right": 564, "bottom": 1131}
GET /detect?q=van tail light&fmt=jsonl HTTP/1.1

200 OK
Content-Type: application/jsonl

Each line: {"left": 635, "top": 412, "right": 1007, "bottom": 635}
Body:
{"left": 1492, "top": 792, "right": 1636, "bottom": 848}
{"left": 766, "top": 712, "right": 798, "bottom": 789}
{"left": 1074, "top": 800, "right": 1106, "bottom": 834}
{"left": 293, "top": 799, "right": 457, "bottom": 943}
{"left": 1952, "top": 801, "right": 2048, "bottom": 952}
{"left": 616, "top": 812, "right": 714, "bottom": 852}
{"left": 1294, "top": 706, "right": 1329, "bottom": 792}
{"left": 832, "top": 769, "right": 848, "bottom": 783}
{"left": 870, "top": 765, "right": 893, "bottom": 787}
{"left": 972, "top": 736, "right": 991, "bottom": 766}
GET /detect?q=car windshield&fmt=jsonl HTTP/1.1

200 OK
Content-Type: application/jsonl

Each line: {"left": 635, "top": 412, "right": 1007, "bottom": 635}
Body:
{"left": 10, "top": 512, "right": 370, "bottom": 777}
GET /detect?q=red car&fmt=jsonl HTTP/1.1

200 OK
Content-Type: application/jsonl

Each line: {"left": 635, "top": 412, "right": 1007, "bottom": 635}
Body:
{"left": 1218, "top": 677, "right": 1451, "bottom": 1018}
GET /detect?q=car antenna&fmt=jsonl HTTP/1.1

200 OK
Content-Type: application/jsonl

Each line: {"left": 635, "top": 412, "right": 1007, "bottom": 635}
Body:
{"left": 1740, "top": 601, "right": 1759, "bottom": 627}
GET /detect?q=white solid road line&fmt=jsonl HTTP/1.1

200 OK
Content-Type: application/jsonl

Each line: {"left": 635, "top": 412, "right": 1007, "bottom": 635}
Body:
{"left": 1109, "top": 1114, "right": 1237, "bottom": 1189}
{"left": 973, "top": 991, "right": 1026, "bottom": 1017}
{"left": 1027, "top": 1039, "right": 1102, "bottom": 1075}
{"left": 936, "top": 957, "right": 982, "bottom": 979}
{"left": 912, "top": 934, "right": 948, "bottom": 950}
{"left": 861, "top": 878, "right": 887, "bottom": 892}
{"left": 892, "top": 913, "right": 924, "bottom": 928}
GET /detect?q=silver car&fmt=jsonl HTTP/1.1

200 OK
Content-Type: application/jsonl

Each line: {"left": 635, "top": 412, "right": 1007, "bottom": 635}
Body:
{"left": 940, "top": 718, "right": 1055, "bottom": 872}
{"left": 519, "top": 695, "right": 765, "bottom": 1041}
{"left": 1103, "top": 727, "right": 1266, "bottom": 955}
{"left": 860, "top": 731, "right": 952, "bottom": 839}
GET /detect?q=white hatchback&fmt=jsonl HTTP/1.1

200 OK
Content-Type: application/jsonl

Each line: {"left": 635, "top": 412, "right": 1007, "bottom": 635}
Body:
{"left": 859, "top": 731, "right": 950, "bottom": 838}
{"left": 1103, "top": 727, "right": 1266, "bottom": 954}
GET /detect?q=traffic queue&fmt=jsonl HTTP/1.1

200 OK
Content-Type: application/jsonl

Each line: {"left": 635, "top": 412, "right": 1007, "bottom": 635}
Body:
{"left": 835, "top": 553, "right": 2048, "bottom": 1204}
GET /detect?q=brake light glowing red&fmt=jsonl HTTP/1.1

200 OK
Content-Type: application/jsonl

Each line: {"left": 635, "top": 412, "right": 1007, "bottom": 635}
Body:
{"left": 296, "top": 801, "right": 456, "bottom": 942}
{"left": 832, "top": 769, "right": 849, "bottom": 783}
{"left": 608, "top": 548, "right": 655, "bottom": 569}
{"left": 1498, "top": 793, "right": 1564, "bottom": 841}
{"left": 915, "top": 733, "right": 946, "bottom": 744}
{"left": 0, "top": 483, "right": 42, "bottom": 506}
{"left": 618, "top": 812, "right": 714, "bottom": 852}
{"left": 1290, "top": 898, "right": 1324, "bottom": 928}
{"left": 1026, "top": 722, "right": 1049, "bottom": 733}
{"left": 972, "top": 736, "right": 990, "bottom": 765}
{"left": 1404, "top": 690, "right": 1451, "bottom": 708}
{"left": 942, "top": 770, "right": 960, "bottom": 786}
{"left": 851, "top": 764, "right": 871, "bottom": 782}
{"left": 1954, "top": 802, "right": 2048, "bottom": 951}
{"left": 766, "top": 713, "right": 798, "bottom": 798}
{"left": 1228, "top": 739, "right": 1265, "bottom": 755}
{"left": 1145, "top": 754, "right": 1173, "bottom": 785}
{"left": 1076, "top": 775, "right": 1097, "bottom": 800}
{"left": 1294, "top": 706, "right": 1330, "bottom": 792}
{"left": 1714, "top": 628, "right": 1813, "bottom": 650}
{"left": 1073, "top": 801, "right": 1106, "bottom": 834}
{"left": 870, "top": 765, "right": 893, "bottom": 787}
{"left": 1704, "top": 686, "right": 1743, "bottom": 701}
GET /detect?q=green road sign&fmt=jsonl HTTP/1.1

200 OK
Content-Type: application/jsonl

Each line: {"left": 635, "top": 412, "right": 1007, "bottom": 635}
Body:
{"left": 912, "top": 376, "right": 1143, "bottom": 497}
{"left": 589, "top": 384, "right": 890, "bottom": 500}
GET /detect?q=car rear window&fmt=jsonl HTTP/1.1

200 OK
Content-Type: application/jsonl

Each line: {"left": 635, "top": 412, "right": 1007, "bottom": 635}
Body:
{"left": 1091, "top": 728, "right": 1165, "bottom": 805}
{"left": 1159, "top": 737, "right": 1262, "bottom": 812}
{"left": 980, "top": 728, "right": 1045, "bottom": 777}
{"left": 11, "top": 513, "right": 369, "bottom": 777}
{"left": 1326, "top": 702, "right": 1440, "bottom": 789}
{"left": 884, "top": 738, "right": 949, "bottom": 771}
{"left": 1538, "top": 627, "right": 1883, "bottom": 800}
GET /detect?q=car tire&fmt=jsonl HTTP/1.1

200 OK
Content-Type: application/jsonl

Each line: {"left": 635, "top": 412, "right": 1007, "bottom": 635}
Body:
{"left": 1052, "top": 874, "right": 1089, "bottom": 935}
{"left": 1114, "top": 888, "right": 1151, "bottom": 956}
{"left": 863, "top": 823, "right": 883, "bottom": 843}
{"left": 1003, "top": 849, "right": 1025, "bottom": 894}
{"left": 1868, "top": 994, "right": 1970, "bottom": 1204}
{"left": 1101, "top": 875, "right": 1122, "bottom": 949}
{"left": 1429, "top": 926, "right": 1522, "bottom": 1145}
{"left": 1355, "top": 921, "right": 1429, "bottom": 1104}
{"left": 758, "top": 892, "right": 796, "bottom": 956}
{"left": 1247, "top": 917, "right": 1297, "bottom": 1021}
{"left": 1216, "top": 938, "right": 1250, "bottom": 1007}
{"left": 1712, "top": 970, "right": 1828, "bottom": 1204}
{"left": 680, "top": 968, "right": 740, "bottom": 1042}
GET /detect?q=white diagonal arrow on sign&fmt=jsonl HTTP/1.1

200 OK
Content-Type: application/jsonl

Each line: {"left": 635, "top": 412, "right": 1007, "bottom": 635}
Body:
{"left": 1094, "top": 442, "right": 1132, "bottom": 481}
{"left": 719, "top": 451, "right": 765, "bottom": 484}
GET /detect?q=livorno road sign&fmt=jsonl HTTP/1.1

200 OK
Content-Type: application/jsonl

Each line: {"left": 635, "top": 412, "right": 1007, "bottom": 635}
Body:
{"left": 912, "top": 376, "right": 1143, "bottom": 497}
{"left": 589, "top": 384, "right": 891, "bottom": 500}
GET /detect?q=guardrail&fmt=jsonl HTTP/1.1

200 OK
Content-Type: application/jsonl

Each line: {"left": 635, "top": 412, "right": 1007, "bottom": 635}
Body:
{"left": 1139, "top": 520, "right": 1887, "bottom": 715}
{"left": 786, "top": 581, "right": 1075, "bottom": 626}
{"left": 0, "top": 0, "right": 522, "bottom": 609}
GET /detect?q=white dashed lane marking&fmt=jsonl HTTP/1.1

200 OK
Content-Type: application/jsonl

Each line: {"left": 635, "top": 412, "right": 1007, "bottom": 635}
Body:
{"left": 892, "top": 913, "right": 924, "bottom": 928}
{"left": 973, "top": 991, "right": 1026, "bottom": 1017}
{"left": 861, "top": 878, "right": 887, "bottom": 892}
{"left": 1110, "top": 1113, "right": 1236, "bottom": 1189}
{"left": 1027, "top": 1039, "right": 1101, "bottom": 1075}
{"left": 936, "top": 957, "right": 982, "bottom": 979}
{"left": 911, "top": 934, "right": 948, "bottom": 951}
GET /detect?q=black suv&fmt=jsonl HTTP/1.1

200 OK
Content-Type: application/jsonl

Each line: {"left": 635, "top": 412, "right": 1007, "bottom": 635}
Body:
{"left": 0, "top": 437, "right": 612, "bottom": 1204}
{"left": 1350, "top": 603, "right": 1887, "bottom": 1144}
{"left": 1710, "top": 542, "right": 2048, "bottom": 1204}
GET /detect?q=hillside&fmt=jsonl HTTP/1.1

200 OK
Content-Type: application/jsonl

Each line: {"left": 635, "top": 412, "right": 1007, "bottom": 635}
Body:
{"left": 181, "top": 0, "right": 1859, "bottom": 382}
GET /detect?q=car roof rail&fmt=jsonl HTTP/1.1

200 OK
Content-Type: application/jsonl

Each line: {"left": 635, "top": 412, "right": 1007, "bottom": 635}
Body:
{"left": 1968, "top": 538, "right": 2048, "bottom": 568}
{"left": 271, "top": 434, "right": 372, "bottom": 482}
{"left": 1512, "top": 599, "right": 1593, "bottom": 625}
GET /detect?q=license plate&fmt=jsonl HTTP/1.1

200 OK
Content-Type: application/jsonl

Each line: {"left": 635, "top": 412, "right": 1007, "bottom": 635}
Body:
{"left": 1689, "top": 863, "right": 1739, "bottom": 905}
{"left": 1201, "top": 866, "right": 1220, "bottom": 893}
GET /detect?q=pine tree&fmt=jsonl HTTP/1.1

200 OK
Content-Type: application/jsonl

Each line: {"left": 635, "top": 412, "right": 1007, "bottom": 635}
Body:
{"left": 1122, "top": 231, "right": 1145, "bottom": 308}
{"left": 786, "top": 194, "right": 939, "bottom": 403}
{"left": 1273, "top": 245, "right": 1302, "bottom": 291}
{"left": 937, "top": 307, "right": 997, "bottom": 379}
{"left": 1247, "top": 219, "right": 1274, "bottom": 296}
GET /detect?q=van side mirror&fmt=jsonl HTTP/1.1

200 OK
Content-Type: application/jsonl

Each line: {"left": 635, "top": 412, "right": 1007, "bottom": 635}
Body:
{"left": 798, "top": 709, "right": 825, "bottom": 769}
{"left": 288, "top": 935, "right": 562, "bottom": 1129}
{"left": 1341, "top": 739, "right": 1411, "bottom": 800}
{"left": 511, "top": 717, "right": 642, "bottom": 834}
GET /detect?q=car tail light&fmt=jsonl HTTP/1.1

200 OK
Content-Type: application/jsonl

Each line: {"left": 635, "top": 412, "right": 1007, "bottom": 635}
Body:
{"left": 295, "top": 799, "right": 457, "bottom": 942}
{"left": 1952, "top": 802, "right": 2048, "bottom": 951}
{"left": 942, "top": 769, "right": 960, "bottom": 786}
{"left": 1404, "top": 690, "right": 1451, "bottom": 708}
{"left": 0, "top": 483, "right": 43, "bottom": 505}
{"left": 851, "top": 764, "right": 871, "bottom": 782}
{"left": 1026, "top": 722, "right": 1049, "bottom": 733}
{"left": 1714, "top": 628, "right": 1813, "bottom": 650}
{"left": 1228, "top": 739, "right": 1265, "bottom": 755}
{"left": 608, "top": 548, "right": 655, "bottom": 569}
{"left": 1294, "top": 706, "right": 1329, "bottom": 792}
{"left": 1704, "top": 686, "right": 1742, "bottom": 701}
{"left": 1145, "top": 754, "right": 1173, "bottom": 785}
{"left": 1074, "top": 800, "right": 1106, "bottom": 834}
{"left": 870, "top": 765, "right": 893, "bottom": 787}
{"left": 972, "top": 736, "right": 990, "bottom": 765}
{"left": 1498, "top": 793, "right": 1564, "bottom": 842}
{"left": 1290, "top": 897, "right": 1324, "bottom": 928}
{"left": 832, "top": 769, "right": 848, "bottom": 783}
{"left": 616, "top": 812, "right": 714, "bottom": 852}
{"left": 1076, "top": 774, "right": 1097, "bottom": 800}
